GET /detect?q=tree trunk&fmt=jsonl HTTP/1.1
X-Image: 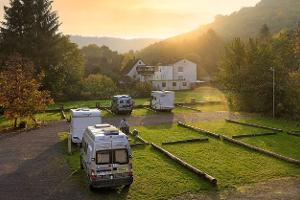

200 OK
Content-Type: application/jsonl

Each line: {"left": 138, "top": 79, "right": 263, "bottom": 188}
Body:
{"left": 14, "top": 118, "right": 17, "bottom": 129}
{"left": 30, "top": 115, "right": 37, "bottom": 127}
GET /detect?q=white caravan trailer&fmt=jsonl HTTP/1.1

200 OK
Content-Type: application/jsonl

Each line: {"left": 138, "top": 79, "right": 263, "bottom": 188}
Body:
{"left": 150, "top": 91, "right": 175, "bottom": 111}
{"left": 80, "top": 124, "right": 133, "bottom": 189}
{"left": 70, "top": 108, "right": 102, "bottom": 143}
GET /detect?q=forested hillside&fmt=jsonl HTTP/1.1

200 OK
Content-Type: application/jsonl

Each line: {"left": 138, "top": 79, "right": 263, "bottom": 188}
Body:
{"left": 137, "top": 0, "right": 300, "bottom": 78}
{"left": 70, "top": 36, "right": 160, "bottom": 53}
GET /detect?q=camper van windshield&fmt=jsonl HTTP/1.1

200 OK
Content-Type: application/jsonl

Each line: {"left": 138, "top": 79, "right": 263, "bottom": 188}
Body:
{"left": 114, "top": 149, "right": 128, "bottom": 164}
{"left": 96, "top": 150, "right": 111, "bottom": 164}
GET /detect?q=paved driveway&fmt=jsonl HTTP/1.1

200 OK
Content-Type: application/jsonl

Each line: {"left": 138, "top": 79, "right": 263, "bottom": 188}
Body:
{"left": 0, "top": 121, "right": 88, "bottom": 200}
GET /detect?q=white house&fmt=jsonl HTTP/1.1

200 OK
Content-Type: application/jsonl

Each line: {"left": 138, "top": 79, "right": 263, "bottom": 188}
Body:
{"left": 126, "top": 59, "right": 197, "bottom": 90}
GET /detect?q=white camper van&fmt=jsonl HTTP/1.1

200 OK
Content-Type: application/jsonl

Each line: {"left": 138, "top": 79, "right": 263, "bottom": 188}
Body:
{"left": 70, "top": 108, "right": 102, "bottom": 143}
{"left": 150, "top": 91, "right": 175, "bottom": 111}
{"left": 80, "top": 124, "right": 133, "bottom": 189}
{"left": 111, "top": 95, "right": 134, "bottom": 114}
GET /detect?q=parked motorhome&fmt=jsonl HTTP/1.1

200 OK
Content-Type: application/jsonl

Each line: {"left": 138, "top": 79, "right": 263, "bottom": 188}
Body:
{"left": 150, "top": 91, "right": 175, "bottom": 111}
{"left": 111, "top": 95, "right": 134, "bottom": 114}
{"left": 80, "top": 124, "right": 133, "bottom": 189}
{"left": 70, "top": 108, "right": 102, "bottom": 143}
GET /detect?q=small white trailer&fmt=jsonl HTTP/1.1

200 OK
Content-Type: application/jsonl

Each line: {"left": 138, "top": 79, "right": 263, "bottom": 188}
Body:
{"left": 150, "top": 91, "right": 175, "bottom": 112}
{"left": 70, "top": 108, "right": 102, "bottom": 143}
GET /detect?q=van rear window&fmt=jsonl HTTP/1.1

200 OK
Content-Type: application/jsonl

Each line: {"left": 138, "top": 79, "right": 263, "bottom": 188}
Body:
{"left": 96, "top": 150, "right": 111, "bottom": 164}
{"left": 114, "top": 149, "right": 128, "bottom": 164}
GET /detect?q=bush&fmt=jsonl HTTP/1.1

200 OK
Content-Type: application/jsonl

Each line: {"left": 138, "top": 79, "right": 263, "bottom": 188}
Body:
{"left": 81, "top": 74, "right": 117, "bottom": 100}
{"left": 134, "top": 82, "right": 152, "bottom": 98}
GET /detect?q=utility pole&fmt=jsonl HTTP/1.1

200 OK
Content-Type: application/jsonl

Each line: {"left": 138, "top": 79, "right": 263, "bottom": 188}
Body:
{"left": 270, "top": 67, "right": 275, "bottom": 118}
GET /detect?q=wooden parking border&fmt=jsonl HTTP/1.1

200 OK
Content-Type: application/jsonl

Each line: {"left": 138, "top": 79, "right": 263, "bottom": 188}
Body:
{"left": 232, "top": 132, "right": 277, "bottom": 139}
{"left": 177, "top": 121, "right": 300, "bottom": 166}
{"left": 178, "top": 121, "right": 220, "bottom": 139}
{"left": 151, "top": 143, "right": 217, "bottom": 185}
{"left": 225, "top": 119, "right": 283, "bottom": 132}
{"left": 128, "top": 131, "right": 149, "bottom": 145}
{"left": 176, "top": 104, "right": 202, "bottom": 112}
{"left": 162, "top": 138, "right": 209, "bottom": 145}
{"left": 287, "top": 131, "right": 300, "bottom": 137}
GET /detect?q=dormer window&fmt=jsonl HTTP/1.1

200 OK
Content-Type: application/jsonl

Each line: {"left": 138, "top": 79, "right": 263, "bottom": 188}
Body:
{"left": 178, "top": 67, "right": 183, "bottom": 72}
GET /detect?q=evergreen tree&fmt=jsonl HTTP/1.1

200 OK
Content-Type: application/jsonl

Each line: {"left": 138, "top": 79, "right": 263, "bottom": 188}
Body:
{"left": 259, "top": 24, "right": 271, "bottom": 40}
{"left": 0, "top": 0, "right": 84, "bottom": 100}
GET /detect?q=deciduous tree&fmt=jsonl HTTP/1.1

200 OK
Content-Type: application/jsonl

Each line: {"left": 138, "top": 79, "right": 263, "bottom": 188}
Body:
{"left": 0, "top": 55, "right": 53, "bottom": 128}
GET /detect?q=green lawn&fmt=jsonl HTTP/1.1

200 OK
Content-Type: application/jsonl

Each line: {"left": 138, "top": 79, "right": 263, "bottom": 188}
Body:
{"left": 136, "top": 123, "right": 300, "bottom": 189}
{"left": 189, "top": 118, "right": 300, "bottom": 160}
{"left": 175, "top": 86, "right": 226, "bottom": 103}
{"left": 0, "top": 112, "right": 68, "bottom": 130}
{"left": 192, "top": 103, "right": 228, "bottom": 112}
{"left": 58, "top": 133, "right": 212, "bottom": 200}
{"left": 49, "top": 86, "right": 226, "bottom": 109}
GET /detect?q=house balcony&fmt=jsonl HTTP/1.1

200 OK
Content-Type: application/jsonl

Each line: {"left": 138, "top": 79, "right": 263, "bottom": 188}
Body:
{"left": 136, "top": 66, "right": 156, "bottom": 75}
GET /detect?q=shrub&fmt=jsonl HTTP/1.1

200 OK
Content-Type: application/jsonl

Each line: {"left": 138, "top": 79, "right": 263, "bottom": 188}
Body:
{"left": 81, "top": 74, "right": 117, "bottom": 100}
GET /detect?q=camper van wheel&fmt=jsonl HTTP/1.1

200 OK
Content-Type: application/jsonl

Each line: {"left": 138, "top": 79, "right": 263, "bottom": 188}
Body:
{"left": 89, "top": 184, "right": 96, "bottom": 191}
{"left": 80, "top": 157, "right": 84, "bottom": 169}
{"left": 124, "top": 182, "right": 132, "bottom": 188}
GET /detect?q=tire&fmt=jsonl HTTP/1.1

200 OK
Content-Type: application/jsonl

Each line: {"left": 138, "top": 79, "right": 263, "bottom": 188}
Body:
{"left": 124, "top": 178, "right": 133, "bottom": 188}
{"left": 80, "top": 157, "right": 84, "bottom": 169}
{"left": 124, "top": 182, "right": 132, "bottom": 188}
{"left": 89, "top": 184, "right": 96, "bottom": 191}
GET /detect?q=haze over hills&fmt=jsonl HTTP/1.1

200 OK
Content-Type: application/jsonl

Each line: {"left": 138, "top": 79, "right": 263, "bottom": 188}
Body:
{"left": 137, "top": 0, "right": 300, "bottom": 78}
{"left": 70, "top": 36, "right": 161, "bottom": 53}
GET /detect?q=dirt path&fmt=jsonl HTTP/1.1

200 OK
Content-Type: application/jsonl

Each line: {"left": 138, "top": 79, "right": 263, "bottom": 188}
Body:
{"left": 104, "top": 111, "right": 248, "bottom": 127}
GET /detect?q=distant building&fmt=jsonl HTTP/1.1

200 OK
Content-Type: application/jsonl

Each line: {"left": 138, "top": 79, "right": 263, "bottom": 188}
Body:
{"left": 126, "top": 59, "right": 197, "bottom": 90}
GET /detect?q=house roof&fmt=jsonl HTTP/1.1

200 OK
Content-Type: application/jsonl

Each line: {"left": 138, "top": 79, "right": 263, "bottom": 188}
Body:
{"left": 121, "top": 58, "right": 145, "bottom": 75}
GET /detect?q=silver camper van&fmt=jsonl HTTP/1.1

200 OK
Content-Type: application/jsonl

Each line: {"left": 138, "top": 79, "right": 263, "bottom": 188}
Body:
{"left": 70, "top": 108, "right": 102, "bottom": 143}
{"left": 150, "top": 91, "right": 175, "bottom": 112}
{"left": 80, "top": 124, "right": 133, "bottom": 189}
{"left": 111, "top": 95, "right": 134, "bottom": 114}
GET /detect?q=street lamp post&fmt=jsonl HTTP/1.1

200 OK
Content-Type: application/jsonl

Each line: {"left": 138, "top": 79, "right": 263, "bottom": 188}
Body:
{"left": 270, "top": 67, "right": 275, "bottom": 118}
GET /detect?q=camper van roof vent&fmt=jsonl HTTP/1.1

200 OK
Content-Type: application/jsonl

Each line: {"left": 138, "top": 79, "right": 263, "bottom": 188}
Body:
{"left": 76, "top": 108, "right": 90, "bottom": 111}
{"left": 94, "top": 124, "right": 110, "bottom": 128}
{"left": 104, "top": 131, "right": 119, "bottom": 136}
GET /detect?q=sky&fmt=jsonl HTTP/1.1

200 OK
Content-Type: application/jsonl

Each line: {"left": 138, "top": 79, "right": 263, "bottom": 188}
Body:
{"left": 0, "top": 0, "right": 261, "bottom": 39}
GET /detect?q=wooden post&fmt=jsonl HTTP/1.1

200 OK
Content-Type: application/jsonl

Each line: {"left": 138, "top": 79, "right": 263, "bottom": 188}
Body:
{"left": 68, "top": 132, "right": 72, "bottom": 154}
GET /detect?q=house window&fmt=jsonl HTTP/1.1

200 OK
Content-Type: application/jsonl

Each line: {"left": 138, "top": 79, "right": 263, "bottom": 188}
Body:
{"left": 178, "top": 75, "right": 184, "bottom": 80}
{"left": 172, "top": 82, "right": 177, "bottom": 87}
{"left": 182, "top": 82, "right": 187, "bottom": 87}
{"left": 178, "top": 67, "right": 183, "bottom": 72}
{"left": 162, "top": 82, "right": 166, "bottom": 87}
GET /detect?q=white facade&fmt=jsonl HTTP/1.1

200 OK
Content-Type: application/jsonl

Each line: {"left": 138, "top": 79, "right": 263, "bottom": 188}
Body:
{"left": 127, "top": 59, "right": 197, "bottom": 90}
